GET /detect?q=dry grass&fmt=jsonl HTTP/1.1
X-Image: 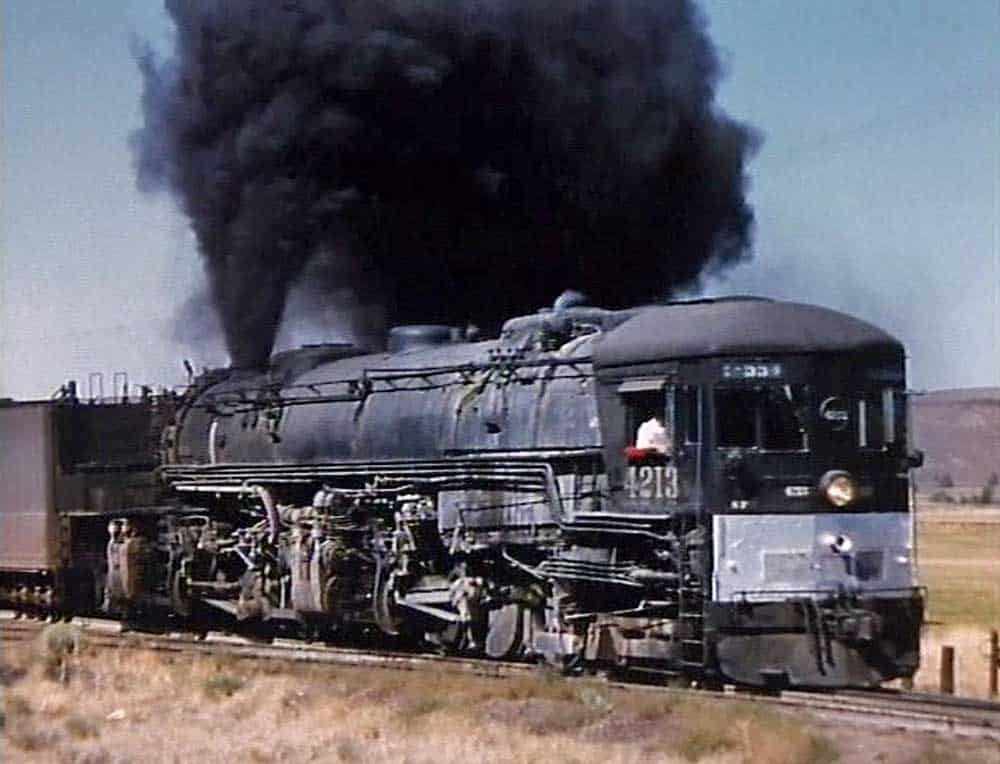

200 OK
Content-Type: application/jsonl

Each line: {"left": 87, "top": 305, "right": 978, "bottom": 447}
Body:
{"left": 35, "top": 621, "right": 85, "bottom": 683}
{"left": 3, "top": 636, "right": 1000, "bottom": 764}
{"left": 202, "top": 672, "right": 246, "bottom": 700}
{"left": 63, "top": 711, "right": 100, "bottom": 740}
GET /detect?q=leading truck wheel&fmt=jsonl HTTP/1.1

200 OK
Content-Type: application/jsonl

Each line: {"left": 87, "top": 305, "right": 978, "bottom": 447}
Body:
{"left": 485, "top": 604, "right": 525, "bottom": 660}
{"left": 170, "top": 569, "right": 192, "bottom": 618}
{"left": 373, "top": 572, "right": 403, "bottom": 637}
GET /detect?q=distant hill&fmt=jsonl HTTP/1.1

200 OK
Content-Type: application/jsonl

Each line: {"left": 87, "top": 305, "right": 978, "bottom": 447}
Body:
{"left": 912, "top": 387, "right": 1000, "bottom": 492}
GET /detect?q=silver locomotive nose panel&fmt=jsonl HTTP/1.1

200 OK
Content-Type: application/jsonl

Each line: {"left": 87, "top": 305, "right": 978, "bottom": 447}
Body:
{"left": 712, "top": 513, "right": 915, "bottom": 602}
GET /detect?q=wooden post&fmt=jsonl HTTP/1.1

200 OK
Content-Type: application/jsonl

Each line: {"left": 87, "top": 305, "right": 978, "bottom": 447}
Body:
{"left": 939, "top": 645, "right": 955, "bottom": 695}
{"left": 990, "top": 630, "right": 998, "bottom": 699}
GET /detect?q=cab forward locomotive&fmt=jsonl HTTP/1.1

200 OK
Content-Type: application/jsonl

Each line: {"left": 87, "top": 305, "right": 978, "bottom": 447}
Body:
{"left": 0, "top": 294, "right": 924, "bottom": 688}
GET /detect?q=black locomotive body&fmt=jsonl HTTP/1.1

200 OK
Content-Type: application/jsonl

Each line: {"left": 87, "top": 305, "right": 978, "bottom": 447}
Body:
{"left": 0, "top": 296, "right": 924, "bottom": 687}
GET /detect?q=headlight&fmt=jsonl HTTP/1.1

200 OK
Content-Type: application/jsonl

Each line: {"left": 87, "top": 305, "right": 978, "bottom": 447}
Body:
{"left": 819, "top": 470, "right": 857, "bottom": 508}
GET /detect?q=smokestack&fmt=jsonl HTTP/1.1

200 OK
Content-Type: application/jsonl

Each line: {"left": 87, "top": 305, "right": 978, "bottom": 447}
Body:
{"left": 133, "top": 0, "right": 759, "bottom": 368}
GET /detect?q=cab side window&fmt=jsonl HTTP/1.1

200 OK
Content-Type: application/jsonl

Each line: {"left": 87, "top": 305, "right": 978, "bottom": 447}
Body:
{"left": 623, "top": 387, "right": 675, "bottom": 461}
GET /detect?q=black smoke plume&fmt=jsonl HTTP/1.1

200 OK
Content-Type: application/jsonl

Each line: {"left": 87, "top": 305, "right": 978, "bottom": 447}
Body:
{"left": 133, "top": 0, "right": 758, "bottom": 368}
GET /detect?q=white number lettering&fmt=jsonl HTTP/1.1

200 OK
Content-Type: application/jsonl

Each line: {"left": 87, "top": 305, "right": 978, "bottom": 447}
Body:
{"left": 626, "top": 465, "right": 679, "bottom": 500}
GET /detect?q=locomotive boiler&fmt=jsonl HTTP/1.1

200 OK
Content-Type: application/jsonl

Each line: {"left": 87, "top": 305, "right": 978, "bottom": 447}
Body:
{"left": 0, "top": 294, "right": 925, "bottom": 688}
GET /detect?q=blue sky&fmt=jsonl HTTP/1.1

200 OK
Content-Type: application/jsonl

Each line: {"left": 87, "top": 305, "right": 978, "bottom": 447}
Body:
{"left": 2, "top": 1, "right": 998, "bottom": 398}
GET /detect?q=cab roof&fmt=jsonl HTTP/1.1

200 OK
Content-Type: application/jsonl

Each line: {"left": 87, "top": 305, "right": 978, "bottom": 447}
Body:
{"left": 591, "top": 297, "right": 902, "bottom": 370}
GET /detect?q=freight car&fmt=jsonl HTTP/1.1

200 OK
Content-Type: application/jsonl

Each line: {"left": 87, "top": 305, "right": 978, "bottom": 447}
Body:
{"left": 0, "top": 295, "right": 925, "bottom": 688}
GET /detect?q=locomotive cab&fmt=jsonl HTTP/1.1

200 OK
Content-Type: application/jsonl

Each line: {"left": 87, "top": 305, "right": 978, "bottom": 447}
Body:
{"left": 593, "top": 298, "right": 924, "bottom": 687}
{"left": 705, "top": 354, "right": 923, "bottom": 687}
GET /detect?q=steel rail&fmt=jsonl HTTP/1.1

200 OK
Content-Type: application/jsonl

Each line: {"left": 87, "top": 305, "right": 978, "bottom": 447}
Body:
{"left": 0, "top": 614, "right": 532, "bottom": 681}
{"left": 769, "top": 688, "right": 1000, "bottom": 740}
{"left": 2, "top": 613, "right": 998, "bottom": 741}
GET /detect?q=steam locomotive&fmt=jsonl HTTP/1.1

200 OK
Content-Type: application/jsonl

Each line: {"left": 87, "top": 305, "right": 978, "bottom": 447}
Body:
{"left": 0, "top": 294, "right": 924, "bottom": 688}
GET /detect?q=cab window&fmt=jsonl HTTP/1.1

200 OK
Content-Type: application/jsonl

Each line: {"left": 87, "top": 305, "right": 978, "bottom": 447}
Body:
{"left": 624, "top": 390, "right": 671, "bottom": 458}
{"left": 619, "top": 380, "right": 676, "bottom": 462}
{"left": 856, "top": 389, "right": 906, "bottom": 449}
{"left": 715, "top": 385, "right": 808, "bottom": 451}
{"left": 858, "top": 394, "right": 884, "bottom": 449}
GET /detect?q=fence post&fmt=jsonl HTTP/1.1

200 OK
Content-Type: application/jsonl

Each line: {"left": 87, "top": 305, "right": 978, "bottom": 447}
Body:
{"left": 939, "top": 645, "right": 955, "bottom": 695}
{"left": 990, "top": 630, "right": 998, "bottom": 699}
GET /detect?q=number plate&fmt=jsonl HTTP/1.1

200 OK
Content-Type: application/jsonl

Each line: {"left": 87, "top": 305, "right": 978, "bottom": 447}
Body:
{"left": 721, "top": 362, "right": 783, "bottom": 380}
{"left": 625, "top": 465, "right": 679, "bottom": 500}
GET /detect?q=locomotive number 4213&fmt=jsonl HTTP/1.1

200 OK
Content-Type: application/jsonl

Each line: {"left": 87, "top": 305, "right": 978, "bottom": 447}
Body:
{"left": 625, "top": 465, "right": 679, "bottom": 500}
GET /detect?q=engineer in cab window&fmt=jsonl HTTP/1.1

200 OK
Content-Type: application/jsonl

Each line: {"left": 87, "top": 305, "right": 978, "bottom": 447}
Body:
{"left": 636, "top": 415, "right": 670, "bottom": 454}
{"left": 626, "top": 409, "right": 673, "bottom": 463}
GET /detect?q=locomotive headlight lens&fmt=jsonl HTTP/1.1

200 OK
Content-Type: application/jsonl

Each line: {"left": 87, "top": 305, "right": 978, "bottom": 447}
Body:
{"left": 827, "top": 476, "right": 856, "bottom": 506}
{"left": 819, "top": 470, "right": 857, "bottom": 508}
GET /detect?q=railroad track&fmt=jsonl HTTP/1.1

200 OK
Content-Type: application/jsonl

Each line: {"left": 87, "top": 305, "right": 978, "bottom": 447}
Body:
{"left": 775, "top": 688, "right": 1000, "bottom": 741}
{"left": 3, "top": 613, "right": 999, "bottom": 741}
{"left": 0, "top": 613, "right": 531, "bottom": 681}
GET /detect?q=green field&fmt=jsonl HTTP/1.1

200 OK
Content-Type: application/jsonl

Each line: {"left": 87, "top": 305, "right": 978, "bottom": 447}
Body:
{"left": 917, "top": 510, "right": 1000, "bottom": 629}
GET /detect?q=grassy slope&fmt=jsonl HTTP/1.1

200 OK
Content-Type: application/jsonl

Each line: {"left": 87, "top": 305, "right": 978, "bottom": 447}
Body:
{"left": 6, "top": 634, "right": 999, "bottom": 764}
{"left": 0, "top": 624, "right": 1000, "bottom": 764}
{"left": 1, "top": 642, "right": 843, "bottom": 764}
